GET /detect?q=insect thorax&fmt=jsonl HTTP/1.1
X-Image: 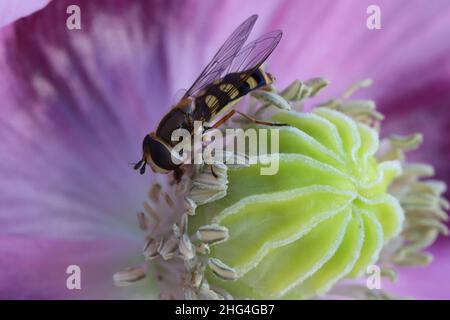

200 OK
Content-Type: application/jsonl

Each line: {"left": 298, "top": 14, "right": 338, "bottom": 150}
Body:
{"left": 156, "top": 99, "right": 194, "bottom": 145}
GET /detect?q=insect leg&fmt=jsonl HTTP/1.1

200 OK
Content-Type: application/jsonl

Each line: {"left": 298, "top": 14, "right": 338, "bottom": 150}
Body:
{"left": 206, "top": 110, "right": 237, "bottom": 131}
{"left": 235, "top": 110, "right": 287, "bottom": 126}
{"left": 204, "top": 110, "right": 236, "bottom": 179}
{"left": 173, "top": 167, "right": 184, "bottom": 183}
{"left": 210, "top": 165, "right": 219, "bottom": 178}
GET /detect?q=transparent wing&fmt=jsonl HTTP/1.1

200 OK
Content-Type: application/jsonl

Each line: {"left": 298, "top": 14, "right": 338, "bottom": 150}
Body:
{"left": 185, "top": 14, "right": 258, "bottom": 97}
{"left": 227, "top": 30, "right": 282, "bottom": 74}
{"left": 209, "top": 30, "right": 282, "bottom": 115}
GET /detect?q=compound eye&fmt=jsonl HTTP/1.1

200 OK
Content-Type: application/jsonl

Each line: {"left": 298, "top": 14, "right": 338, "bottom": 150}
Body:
{"left": 143, "top": 135, "right": 181, "bottom": 173}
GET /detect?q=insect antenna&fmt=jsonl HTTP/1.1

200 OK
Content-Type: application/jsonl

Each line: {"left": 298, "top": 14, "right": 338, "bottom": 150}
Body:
{"left": 132, "top": 159, "right": 143, "bottom": 170}
{"left": 139, "top": 163, "right": 146, "bottom": 175}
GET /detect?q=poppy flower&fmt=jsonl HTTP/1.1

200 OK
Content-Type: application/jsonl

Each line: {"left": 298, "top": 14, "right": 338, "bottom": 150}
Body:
{"left": 0, "top": 0, "right": 448, "bottom": 299}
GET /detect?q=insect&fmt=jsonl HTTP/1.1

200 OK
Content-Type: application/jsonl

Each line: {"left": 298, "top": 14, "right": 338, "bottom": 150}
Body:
{"left": 134, "top": 14, "right": 283, "bottom": 180}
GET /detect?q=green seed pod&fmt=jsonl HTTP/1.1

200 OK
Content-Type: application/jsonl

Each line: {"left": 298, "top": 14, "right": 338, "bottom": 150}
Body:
{"left": 189, "top": 107, "right": 404, "bottom": 299}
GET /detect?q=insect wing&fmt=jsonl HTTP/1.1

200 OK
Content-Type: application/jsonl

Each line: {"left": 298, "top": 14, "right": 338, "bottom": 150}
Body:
{"left": 185, "top": 15, "right": 258, "bottom": 97}
{"left": 228, "top": 30, "right": 282, "bottom": 75}
{"left": 208, "top": 30, "right": 282, "bottom": 115}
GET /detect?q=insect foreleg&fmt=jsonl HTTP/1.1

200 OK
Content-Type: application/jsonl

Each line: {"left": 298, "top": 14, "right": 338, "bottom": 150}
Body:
{"left": 235, "top": 110, "right": 287, "bottom": 126}
{"left": 209, "top": 165, "right": 219, "bottom": 178}
{"left": 210, "top": 110, "right": 237, "bottom": 129}
{"left": 183, "top": 112, "right": 195, "bottom": 131}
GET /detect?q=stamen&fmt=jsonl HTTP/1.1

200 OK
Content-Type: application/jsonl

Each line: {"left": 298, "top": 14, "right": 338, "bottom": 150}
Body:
{"left": 405, "top": 218, "right": 449, "bottom": 235}
{"left": 190, "top": 163, "right": 228, "bottom": 205}
{"left": 137, "top": 211, "right": 148, "bottom": 230}
{"left": 402, "top": 163, "right": 434, "bottom": 178}
{"left": 143, "top": 238, "right": 160, "bottom": 260}
{"left": 339, "top": 100, "right": 384, "bottom": 124}
{"left": 280, "top": 80, "right": 306, "bottom": 101}
{"left": 158, "top": 236, "right": 179, "bottom": 260}
{"left": 113, "top": 267, "right": 146, "bottom": 287}
{"left": 196, "top": 224, "right": 229, "bottom": 244}
{"left": 190, "top": 263, "right": 205, "bottom": 289}
{"left": 342, "top": 78, "right": 373, "bottom": 98}
{"left": 392, "top": 251, "right": 433, "bottom": 266}
{"left": 389, "top": 134, "right": 423, "bottom": 151}
{"left": 164, "top": 192, "right": 175, "bottom": 208}
{"left": 179, "top": 234, "right": 195, "bottom": 260}
{"left": 198, "top": 281, "right": 224, "bottom": 300}
{"left": 149, "top": 183, "right": 162, "bottom": 202}
{"left": 196, "top": 243, "right": 210, "bottom": 255}
{"left": 251, "top": 90, "right": 291, "bottom": 110}
{"left": 208, "top": 258, "right": 237, "bottom": 281}
{"left": 172, "top": 224, "right": 182, "bottom": 238}
{"left": 184, "top": 197, "right": 197, "bottom": 216}
{"left": 172, "top": 214, "right": 188, "bottom": 238}
{"left": 143, "top": 201, "right": 160, "bottom": 230}
{"left": 381, "top": 267, "right": 398, "bottom": 282}
{"left": 304, "top": 78, "right": 330, "bottom": 97}
{"left": 184, "top": 289, "right": 197, "bottom": 300}
{"left": 440, "top": 198, "right": 450, "bottom": 210}
{"left": 279, "top": 77, "right": 330, "bottom": 101}
{"left": 328, "top": 283, "right": 396, "bottom": 300}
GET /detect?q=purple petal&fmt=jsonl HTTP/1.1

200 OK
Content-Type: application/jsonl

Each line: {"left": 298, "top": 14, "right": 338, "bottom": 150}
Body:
{"left": 383, "top": 240, "right": 450, "bottom": 299}
{"left": 0, "top": 0, "right": 171, "bottom": 239}
{"left": 0, "top": 236, "right": 152, "bottom": 299}
{"left": 0, "top": 0, "right": 51, "bottom": 28}
{"left": 0, "top": 0, "right": 173, "bottom": 297}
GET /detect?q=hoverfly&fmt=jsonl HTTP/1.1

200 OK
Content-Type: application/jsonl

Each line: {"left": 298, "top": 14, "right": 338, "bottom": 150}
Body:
{"left": 134, "top": 14, "right": 283, "bottom": 180}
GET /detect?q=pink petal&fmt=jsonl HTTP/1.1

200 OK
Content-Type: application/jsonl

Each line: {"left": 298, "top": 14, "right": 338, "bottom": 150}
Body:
{"left": 0, "top": 235, "right": 154, "bottom": 299}
{"left": 384, "top": 240, "right": 450, "bottom": 299}
{"left": 0, "top": 0, "right": 51, "bottom": 28}
{"left": 0, "top": 0, "right": 170, "bottom": 298}
{"left": 0, "top": 0, "right": 170, "bottom": 239}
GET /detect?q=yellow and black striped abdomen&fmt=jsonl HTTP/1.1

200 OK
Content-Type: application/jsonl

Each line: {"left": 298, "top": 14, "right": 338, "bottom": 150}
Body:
{"left": 193, "top": 68, "right": 273, "bottom": 121}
